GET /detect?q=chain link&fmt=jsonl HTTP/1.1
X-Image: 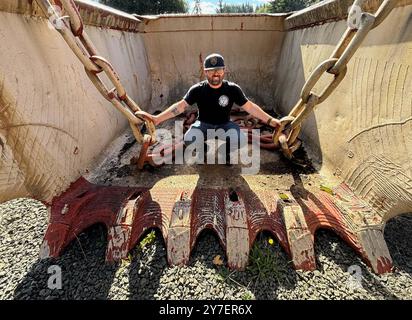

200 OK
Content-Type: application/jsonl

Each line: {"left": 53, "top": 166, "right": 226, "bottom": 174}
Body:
{"left": 35, "top": 0, "right": 156, "bottom": 144}
{"left": 274, "top": 0, "right": 396, "bottom": 159}
{"left": 300, "top": 58, "right": 348, "bottom": 104}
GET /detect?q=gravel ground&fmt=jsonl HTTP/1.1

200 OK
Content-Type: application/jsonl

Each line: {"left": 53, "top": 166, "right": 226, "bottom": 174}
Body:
{"left": 0, "top": 198, "right": 411, "bottom": 300}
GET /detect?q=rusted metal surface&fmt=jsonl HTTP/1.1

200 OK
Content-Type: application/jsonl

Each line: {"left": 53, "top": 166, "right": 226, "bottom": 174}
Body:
{"left": 136, "top": 13, "right": 288, "bottom": 33}
{"left": 40, "top": 175, "right": 393, "bottom": 274}
{"left": 0, "top": 0, "right": 141, "bottom": 32}
{"left": 135, "top": 109, "right": 301, "bottom": 169}
{"left": 2, "top": 0, "right": 405, "bottom": 277}
{"left": 284, "top": 0, "right": 411, "bottom": 31}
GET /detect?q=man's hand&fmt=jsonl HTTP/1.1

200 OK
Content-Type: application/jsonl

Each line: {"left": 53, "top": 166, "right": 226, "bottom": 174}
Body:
{"left": 268, "top": 117, "right": 281, "bottom": 128}
{"left": 242, "top": 101, "right": 281, "bottom": 129}
{"left": 135, "top": 100, "right": 188, "bottom": 126}
{"left": 135, "top": 111, "right": 160, "bottom": 126}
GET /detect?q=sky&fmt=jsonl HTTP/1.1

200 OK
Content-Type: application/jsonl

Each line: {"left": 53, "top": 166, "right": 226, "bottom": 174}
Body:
{"left": 188, "top": 0, "right": 271, "bottom": 14}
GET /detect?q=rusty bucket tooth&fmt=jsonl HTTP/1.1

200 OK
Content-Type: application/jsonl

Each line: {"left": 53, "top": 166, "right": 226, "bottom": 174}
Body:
{"left": 224, "top": 189, "right": 250, "bottom": 270}
{"left": 166, "top": 191, "right": 193, "bottom": 266}
{"left": 106, "top": 192, "right": 142, "bottom": 262}
{"left": 357, "top": 228, "right": 393, "bottom": 274}
{"left": 277, "top": 193, "right": 316, "bottom": 271}
{"left": 106, "top": 226, "right": 133, "bottom": 262}
{"left": 299, "top": 183, "right": 394, "bottom": 274}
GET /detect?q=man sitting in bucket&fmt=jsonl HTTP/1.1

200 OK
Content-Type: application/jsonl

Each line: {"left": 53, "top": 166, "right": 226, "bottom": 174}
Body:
{"left": 136, "top": 53, "right": 281, "bottom": 165}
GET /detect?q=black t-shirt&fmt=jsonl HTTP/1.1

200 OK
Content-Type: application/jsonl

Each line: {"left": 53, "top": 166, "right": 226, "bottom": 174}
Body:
{"left": 183, "top": 80, "right": 248, "bottom": 125}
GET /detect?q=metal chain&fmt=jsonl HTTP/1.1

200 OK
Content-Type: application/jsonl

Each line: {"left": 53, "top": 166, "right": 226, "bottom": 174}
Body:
{"left": 35, "top": 0, "right": 156, "bottom": 144}
{"left": 274, "top": 0, "right": 396, "bottom": 159}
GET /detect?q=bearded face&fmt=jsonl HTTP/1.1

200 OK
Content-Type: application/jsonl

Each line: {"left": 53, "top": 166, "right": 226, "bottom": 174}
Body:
{"left": 205, "top": 68, "right": 225, "bottom": 86}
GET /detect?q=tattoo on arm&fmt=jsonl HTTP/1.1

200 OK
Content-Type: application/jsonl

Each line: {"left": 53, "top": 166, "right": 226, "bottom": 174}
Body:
{"left": 171, "top": 106, "right": 180, "bottom": 116}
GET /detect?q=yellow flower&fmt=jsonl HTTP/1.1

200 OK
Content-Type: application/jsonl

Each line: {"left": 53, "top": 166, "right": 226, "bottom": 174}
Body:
{"left": 268, "top": 238, "right": 274, "bottom": 245}
{"left": 213, "top": 255, "right": 224, "bottom": 266}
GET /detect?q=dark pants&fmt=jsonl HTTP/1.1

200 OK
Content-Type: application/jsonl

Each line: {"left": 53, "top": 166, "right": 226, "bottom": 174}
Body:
{"left": 184, "top": 120, "right": 247, "bottom": 162}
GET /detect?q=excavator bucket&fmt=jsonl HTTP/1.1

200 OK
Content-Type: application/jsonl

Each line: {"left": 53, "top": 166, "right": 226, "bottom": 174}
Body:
{"left": 38, "top": 149, "right": 393, "bottom": 274}
{"left": 1, "top": 0, "right": 411, "bottom": 275}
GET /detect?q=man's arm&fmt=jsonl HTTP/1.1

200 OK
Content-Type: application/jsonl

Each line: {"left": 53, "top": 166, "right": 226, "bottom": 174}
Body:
{"left": 154, "top": 99, "right": 189, "bottom": 124}
{"left": 135, "top": 99, "right": 189, "bottom": 126}
{"left": 241, "top": 100, "right": 280, "bottom": 128}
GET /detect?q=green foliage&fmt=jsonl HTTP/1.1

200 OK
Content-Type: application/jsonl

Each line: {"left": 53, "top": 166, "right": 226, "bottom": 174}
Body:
{"left": 217, "top": 265, "right": 231, "bottom": 282}
{"left": 241, "top": 291, "right": 254, "bottom": 300}
{"left": 215, "top": 0, "right": 323, "bottom": 15}
{"left": 100, "top": 0, "right": 323, "bottom": 15}
{"left": 269, "top": 0, "right": 322, "bottom": 13}
{"left": 255, "top": 4, "right": 271, "bottom": 13}
{"left": 139, "top": 230, "right": 156, "bottom": 250}
{"left": 120, "top": 253, "right": 132, "bottom": 267}
{"left": 216, "top": 2, "right": 254, "bottom": 14}
{"left": 100, "top": 0, "right": 189, "bottom": 15}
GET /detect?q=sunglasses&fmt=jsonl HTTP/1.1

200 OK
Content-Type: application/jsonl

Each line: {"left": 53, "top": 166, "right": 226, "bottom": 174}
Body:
{"left": 206, "top": 68, "right": 225, "bottom": 74}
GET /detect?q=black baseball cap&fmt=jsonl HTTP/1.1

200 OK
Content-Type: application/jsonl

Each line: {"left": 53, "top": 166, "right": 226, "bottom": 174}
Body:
{"left": 204, "top": 53, "right": 225, "bottom": 70}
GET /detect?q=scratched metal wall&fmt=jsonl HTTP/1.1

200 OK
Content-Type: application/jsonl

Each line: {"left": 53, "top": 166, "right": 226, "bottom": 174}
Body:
{"left": 0, "top": 0, "right": 151, "bottom": 202}
{"left": 275, "top": 0, "right": 412, "bottom": 222}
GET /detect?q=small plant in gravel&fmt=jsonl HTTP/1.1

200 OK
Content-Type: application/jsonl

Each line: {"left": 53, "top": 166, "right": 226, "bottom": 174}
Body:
{"left": 217, "top": 265, "right": 231, "bottom": 283}
{"left": 120, "top": 252, "right": 133, "bottom": 267}
{"left": 139, "top": 230, "right": 156, "bottom": 251}
{"left": 241, "top": 292, "right": 254, "bottom": 300}
{"left": 247, "top": 238, "right": 290, "bottom": 286}
{"left": 215, "top": 264, "right": 255, "bottom": 298}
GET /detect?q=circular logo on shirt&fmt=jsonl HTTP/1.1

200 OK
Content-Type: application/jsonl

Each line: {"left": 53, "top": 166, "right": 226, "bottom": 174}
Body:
{"left": 218, "top": 95, "right": 229, "bottom": 107}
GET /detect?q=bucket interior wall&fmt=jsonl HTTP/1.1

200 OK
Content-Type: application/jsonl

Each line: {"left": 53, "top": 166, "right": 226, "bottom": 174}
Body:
{"left": 0, "top": 0, "right": 411, "bottom": 223}
{"left": 0, "top": 0, "right": 151, "bottom": 201}
{"left": 139, "top": 14, "right": 286, "bottom": 109}
{"left": 275, "top": 1, "right": 412, "bottom": 221}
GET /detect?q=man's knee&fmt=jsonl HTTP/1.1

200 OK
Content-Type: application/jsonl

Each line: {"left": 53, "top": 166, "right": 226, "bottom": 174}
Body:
{"left": 225, "top": 127, "right": 246, "bottom": 146}
{"left": 224, "top": 121, "right": 241, "bottom": 131}
{"left": 184, "top": 126, "right": 205, "bottom": 147}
